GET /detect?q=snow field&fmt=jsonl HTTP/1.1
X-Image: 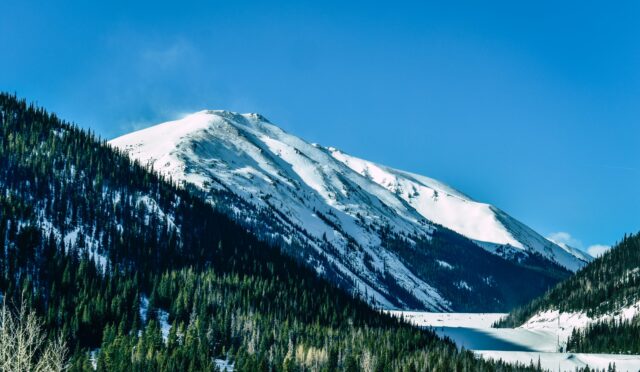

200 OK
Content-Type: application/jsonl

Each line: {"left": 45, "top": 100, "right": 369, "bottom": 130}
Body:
{"left": 388, "top": 311, "right": 640, "bottom": 371}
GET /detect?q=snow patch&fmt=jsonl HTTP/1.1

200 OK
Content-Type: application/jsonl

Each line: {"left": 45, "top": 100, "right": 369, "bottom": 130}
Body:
{"left": 139, "top": 296, "right": 149, "bottom": 324}
{"left": 157, "top": 309, "right": 171, "bottom": 342}
{"left": 214, "top": 358, "right": 234, "bottom": 371}
{"left": 89, "top": 349, "right": 99, "bottom": 370}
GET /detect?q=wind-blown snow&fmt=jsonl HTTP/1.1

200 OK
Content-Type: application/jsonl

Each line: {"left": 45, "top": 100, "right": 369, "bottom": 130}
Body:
{"left": 110, "top": 110, "right": 590, "bottom": 309}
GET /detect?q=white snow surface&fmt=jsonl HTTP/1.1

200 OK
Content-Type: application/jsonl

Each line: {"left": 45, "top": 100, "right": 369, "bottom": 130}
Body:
{"left": 157, "top": 309, "right": 171, "bottom": 342}
{"left": 327, "top": 148, "right": 592, "bottom": 271}
{"left": 329, "top": 150, "right": 520, "bottom": 248}
{"left": 214, "top": 359, "right": 235, "bottom": 371}
{"left": 110, "top": 110, "right": 590, "bottom": 309}
{"left": 392, "top": 311, "right": 640, "bottom": 371}
{"left": 386, "top": 311, "right": 506, "bottom": 328}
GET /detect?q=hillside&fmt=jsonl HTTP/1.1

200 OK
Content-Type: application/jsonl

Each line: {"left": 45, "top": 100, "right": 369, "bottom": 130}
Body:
{"left": 496, "top": 232, "right": 640, "bottom": 354}
{"left": 0, "top": 94, "right": 560, "bottom": 370}
{"left": 110, "top": 110, "right": 585, "bottom": 311}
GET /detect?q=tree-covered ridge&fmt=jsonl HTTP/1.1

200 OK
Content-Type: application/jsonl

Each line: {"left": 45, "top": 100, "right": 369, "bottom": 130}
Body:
{"left": 565, "top": 317, "right": 640, "bottom": 354}
{"left": 496, "top": 233, "right": 640, "bottom": 328}
{"left": 0, "top": 93, "right": 554, "bottom": 371}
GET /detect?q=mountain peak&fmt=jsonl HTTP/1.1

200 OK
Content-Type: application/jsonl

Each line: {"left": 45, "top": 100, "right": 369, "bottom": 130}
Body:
{"left": 110, "top": 111, "right": 590, "bottom": 310}
{"left": 198, "top": 110, "right": 272, "bottom": 125}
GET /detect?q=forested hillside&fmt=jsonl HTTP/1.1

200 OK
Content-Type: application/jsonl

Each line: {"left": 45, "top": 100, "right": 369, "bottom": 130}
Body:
{"left": 0, "top": 94, "right": 556, "bottom": 371}
{"left": 496, "top": 233, "right": 640, "bottom": 354}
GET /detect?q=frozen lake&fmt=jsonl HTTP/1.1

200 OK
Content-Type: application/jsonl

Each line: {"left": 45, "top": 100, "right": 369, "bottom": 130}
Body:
{"left": 387, "top": 311, "right": 640, "bottom": 371}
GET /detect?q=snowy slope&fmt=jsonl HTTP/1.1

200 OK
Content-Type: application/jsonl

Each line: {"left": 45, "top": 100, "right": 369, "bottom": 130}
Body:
{"left": 110, "top": 110, "right": 590, "bottom": 309}
{"left": 110, "top": 111, "right": 448, "bottom": 310}
{"left": 329, "top": 149, "right": 591, "bottom": 270}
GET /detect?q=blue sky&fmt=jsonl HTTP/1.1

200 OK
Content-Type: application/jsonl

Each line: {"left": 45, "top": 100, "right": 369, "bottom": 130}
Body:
{"left": 2, "top": 0, "right": 639, "bottom": 254}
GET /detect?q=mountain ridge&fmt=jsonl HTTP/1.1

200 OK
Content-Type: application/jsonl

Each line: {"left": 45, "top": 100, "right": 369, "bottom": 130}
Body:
{"left": 110, "top": 109, "right": 587, "bottom": 311}
{"left": 111, "top": 110, "right": 590, "bottom": 265}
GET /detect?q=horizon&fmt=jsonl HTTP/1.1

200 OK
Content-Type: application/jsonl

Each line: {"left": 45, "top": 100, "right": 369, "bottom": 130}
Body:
{"left": 3, "top": 0, "right": 639, "bottom": 254}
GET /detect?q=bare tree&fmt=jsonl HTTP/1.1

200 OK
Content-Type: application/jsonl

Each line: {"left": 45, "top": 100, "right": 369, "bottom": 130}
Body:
{"left": 0, "top": 300, "right": 67, "bottom": 372}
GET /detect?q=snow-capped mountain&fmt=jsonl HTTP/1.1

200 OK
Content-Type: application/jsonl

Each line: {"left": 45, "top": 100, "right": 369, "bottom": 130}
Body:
{"left": 327, "top": 149, "right": 593, "bottom": 269}
{"left": 110, "top": 110, "right": 590, "bottom": 310}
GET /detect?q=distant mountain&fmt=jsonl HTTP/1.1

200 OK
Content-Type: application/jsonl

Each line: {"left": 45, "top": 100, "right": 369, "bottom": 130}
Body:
{"left": 111, "top": 110, "right": 589, "bottom": 311}
{"left": 496, "top": 232, "right": 640, "bottom": 354}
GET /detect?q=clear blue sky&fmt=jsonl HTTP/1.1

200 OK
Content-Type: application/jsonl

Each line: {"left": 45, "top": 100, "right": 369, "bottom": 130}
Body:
{"left": 2, "top": 0, "right": 639, "bottom": 254}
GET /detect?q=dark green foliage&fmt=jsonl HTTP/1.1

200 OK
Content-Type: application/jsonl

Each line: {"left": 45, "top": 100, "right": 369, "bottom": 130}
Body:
{"left": 566, "top": 317, "right": 640, "bottom": 354}
{"left": 0, "top": 93, "right": 566, "bottom": 371}
{"left": 496, "top": 233, "right": 640, "bottom": 328}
